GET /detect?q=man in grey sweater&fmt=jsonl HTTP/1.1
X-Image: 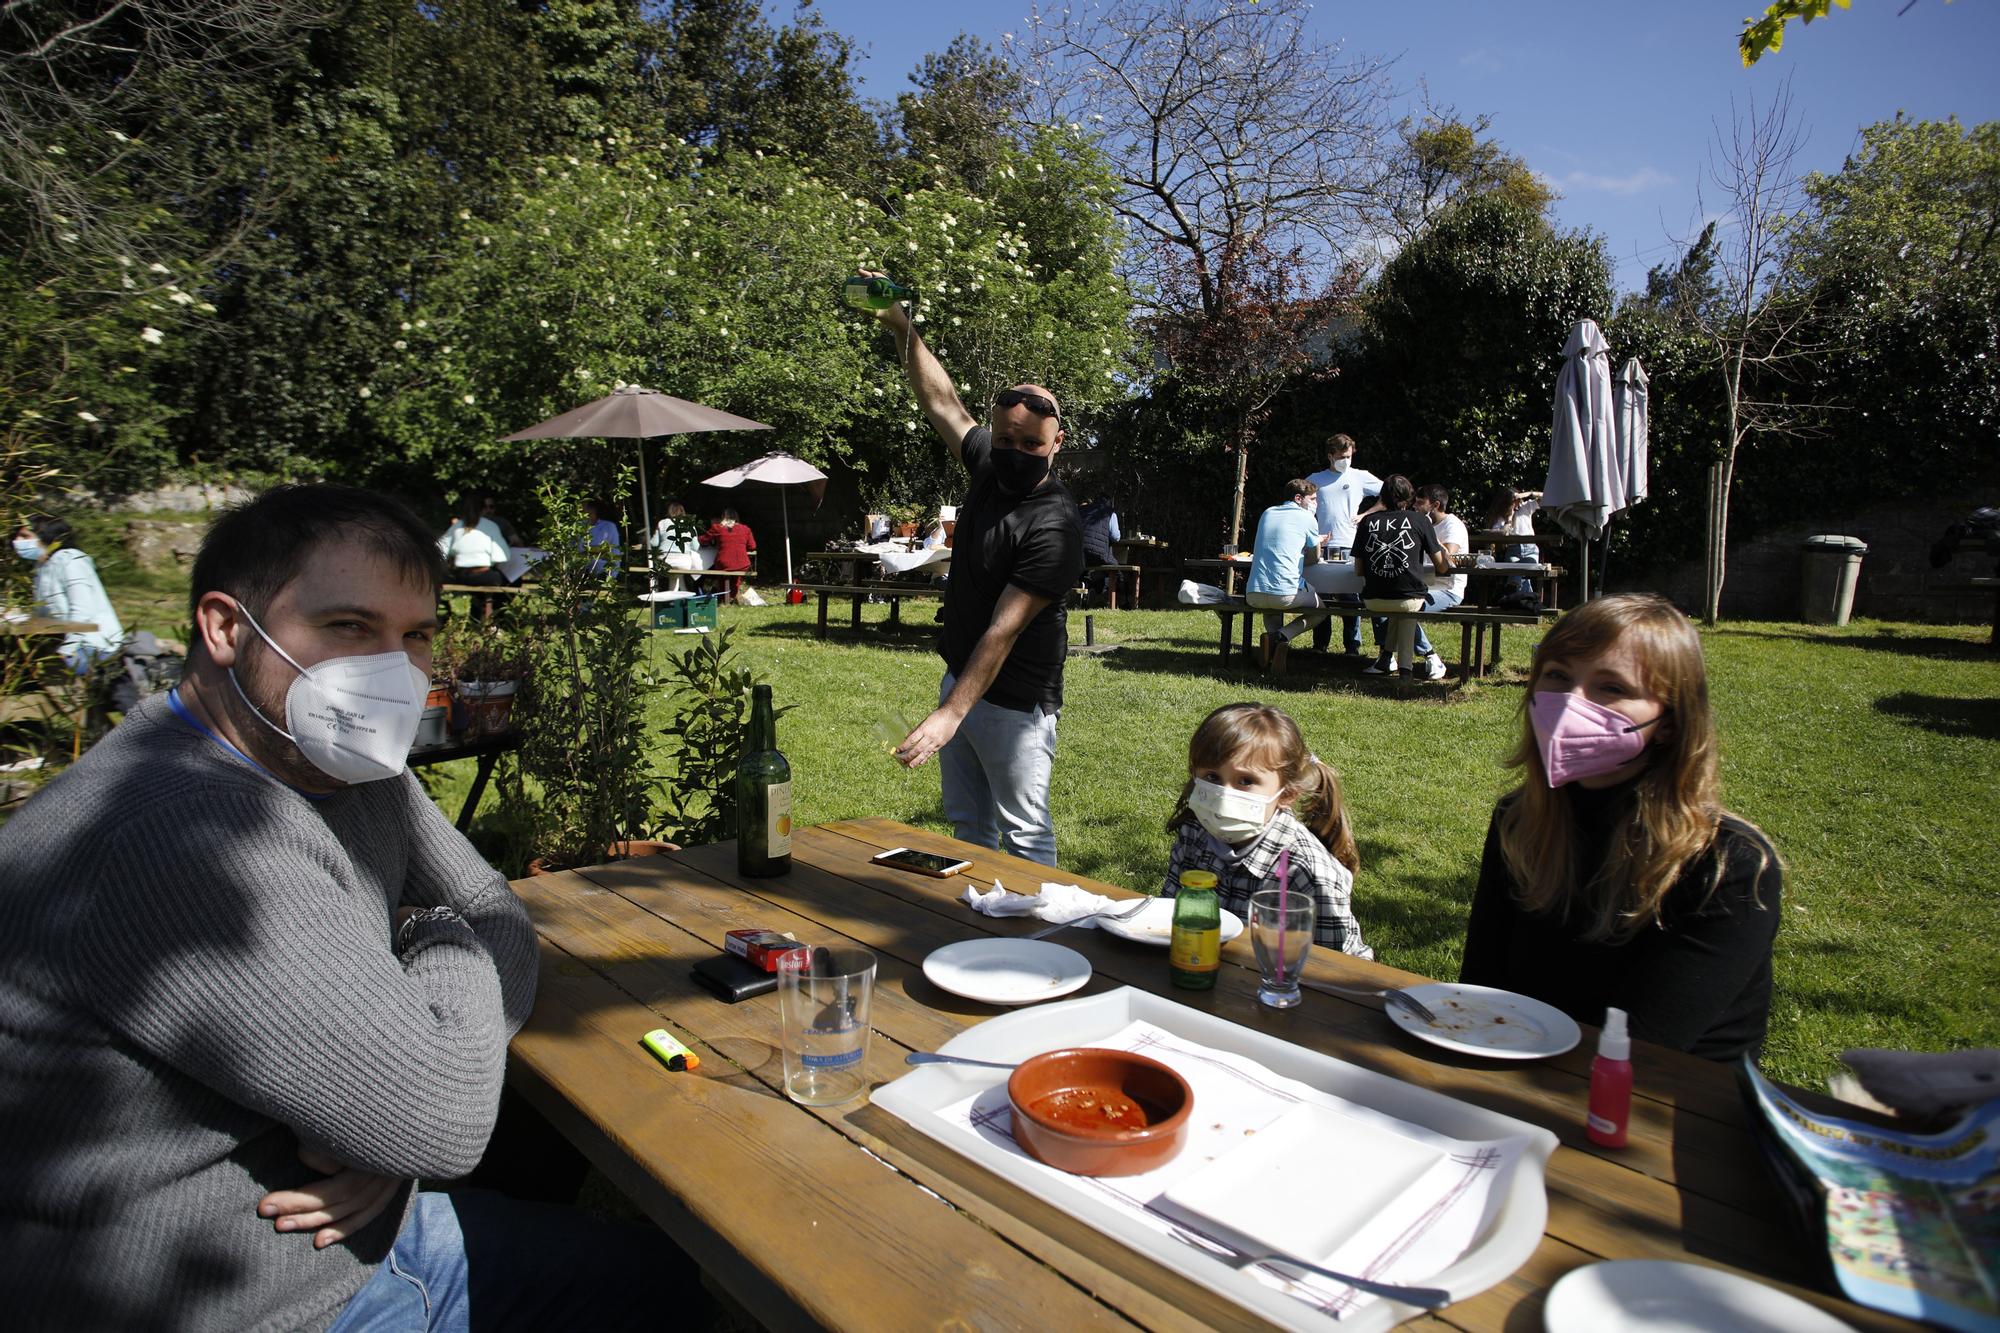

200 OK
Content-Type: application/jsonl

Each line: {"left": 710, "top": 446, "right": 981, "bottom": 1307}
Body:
{"left": 0, "top": 486, "right": 665, "bottom": 1329}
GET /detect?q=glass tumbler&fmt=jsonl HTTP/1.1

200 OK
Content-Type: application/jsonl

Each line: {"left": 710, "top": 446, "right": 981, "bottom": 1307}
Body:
{"left": 1249, "top": 889, "right": 1314, "bottom": 1009}
{"left": 776, "top": 945, "right": 878, "bottom": 1106}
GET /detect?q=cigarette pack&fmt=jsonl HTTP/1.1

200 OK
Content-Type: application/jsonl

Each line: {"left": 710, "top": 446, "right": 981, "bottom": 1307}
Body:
{"left": 724, "top": 928, "right": 801, "bottom": 972}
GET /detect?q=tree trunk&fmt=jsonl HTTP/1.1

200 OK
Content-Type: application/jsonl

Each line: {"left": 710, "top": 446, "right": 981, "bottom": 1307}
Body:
{"left": 1227, "top": 419, "right": 1251, "bottom": 551}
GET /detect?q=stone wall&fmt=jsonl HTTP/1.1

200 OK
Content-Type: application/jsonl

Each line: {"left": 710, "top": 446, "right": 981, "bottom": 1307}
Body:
{"left": 1630, "top": 498, "right": 1999, "bottom": 623}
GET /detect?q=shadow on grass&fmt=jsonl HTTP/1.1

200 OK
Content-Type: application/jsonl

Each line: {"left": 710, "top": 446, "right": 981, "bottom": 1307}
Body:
{"left": 1873, "top": 692, "right": 2000, "bottom": 742}
{"left": 1354, "top": 835, "right": 1483, "bottom": 957}
{"left": 738, "top": 619, "right": 940, "bottom": 654}
{"left": 1710, "top": 625, "right": 1996, "bottom": 663}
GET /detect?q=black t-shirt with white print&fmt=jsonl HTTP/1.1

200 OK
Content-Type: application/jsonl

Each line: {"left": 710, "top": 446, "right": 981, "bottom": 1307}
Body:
{"left": 1356, "top": 508, "right": 1443, "bottom": 600}
{"left": 940, "top": 426, "right": 1086, "bottom": 711}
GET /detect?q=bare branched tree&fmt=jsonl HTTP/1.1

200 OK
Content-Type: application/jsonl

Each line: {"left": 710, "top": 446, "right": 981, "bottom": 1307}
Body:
{"left": 0, "top": 0, "right": 327, "bottom": 258}
{"left": 1009, "top": 0, "right": 1394, "bottom": 540}
{"left": 1690, "top": 78, "right": 1833, "bottom": 622}
{"left": 1010, "top": 0, "right": 1393, "bottom": 314}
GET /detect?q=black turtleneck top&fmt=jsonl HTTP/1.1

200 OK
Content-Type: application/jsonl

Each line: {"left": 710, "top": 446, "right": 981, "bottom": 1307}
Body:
{"left": 1458, "top": 782, "right": 1782, "bottom": 1061}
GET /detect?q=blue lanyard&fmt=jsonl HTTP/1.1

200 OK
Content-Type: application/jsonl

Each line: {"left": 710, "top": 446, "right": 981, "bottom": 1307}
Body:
{"left": 165, "top": 687, "right": 327, "bottom": 800}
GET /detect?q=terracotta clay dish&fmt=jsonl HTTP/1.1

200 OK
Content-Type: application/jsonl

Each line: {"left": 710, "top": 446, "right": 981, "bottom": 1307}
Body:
{"left": 1006, "top": 1047, "right": 1194, "bottom": 1177}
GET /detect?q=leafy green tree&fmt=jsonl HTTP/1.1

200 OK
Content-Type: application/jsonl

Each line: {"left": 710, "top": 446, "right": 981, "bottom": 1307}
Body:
{"left": 1381, "top": 111, "right": 1557, "bottom": 245}
{"left": 1782, "top": 115, "right": 1999, "bottom": 486}
{"left": 891, "top": 34, "right": 1023, "bottom": 197}
{"left": 368, "top": 131, "right": 1133, "bottom": 503}
{"left": 1355, "top": 194, "right": 1615, "bottom": 495}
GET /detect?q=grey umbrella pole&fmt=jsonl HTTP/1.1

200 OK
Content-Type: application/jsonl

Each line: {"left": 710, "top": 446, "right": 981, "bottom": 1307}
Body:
{"left": 781, "top": 485, "right": 793, "bottom": 585}
{"left": 637, "top": 441, "right": 656, "bottom": 594}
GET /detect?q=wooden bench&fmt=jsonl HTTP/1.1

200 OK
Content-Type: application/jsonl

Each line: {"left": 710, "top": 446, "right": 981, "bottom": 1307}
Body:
{"left": 794, "top": 581, "right": 943, "bottom": 638}
{"left": 1208, "top": 600, "right": 1548, "bottom": 683}
{"left": 1084, "top": 563, "right": 1142, "bottom": 609}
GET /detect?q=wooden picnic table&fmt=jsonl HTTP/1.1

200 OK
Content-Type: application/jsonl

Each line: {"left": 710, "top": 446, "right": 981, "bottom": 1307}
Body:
{"left": 804, "top": 551, "right": 885, "bottom": 585}
{"left": 1183, "top": 557, "right": 1564, "bottom": 611}
{"left": 505, "top": 820, "right": 1908, "bottom": 1333}
{"left": 1, "top": 617, "right": 99, "bottom": 637}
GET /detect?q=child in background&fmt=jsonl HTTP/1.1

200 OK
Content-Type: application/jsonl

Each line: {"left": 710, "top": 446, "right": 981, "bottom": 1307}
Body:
{"left": 1161, "top": 702, "right": 1372, "bottom": 957}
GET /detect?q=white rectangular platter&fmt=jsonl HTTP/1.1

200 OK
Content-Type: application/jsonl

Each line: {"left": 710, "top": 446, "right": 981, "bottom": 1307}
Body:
{"left": 872, "top": 986, "right": 1558, "bottom": 1332}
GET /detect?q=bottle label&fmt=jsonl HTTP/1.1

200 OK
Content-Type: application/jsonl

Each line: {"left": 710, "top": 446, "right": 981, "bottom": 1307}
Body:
{"left": 765, "top": 780, "right": 792, "bottom": 856}
{"left": 1586, "top": 1112, "right": 1619, "bottom": 1136}
{"left": 1170, "top": 927, "right": 1220, "bottom": 972}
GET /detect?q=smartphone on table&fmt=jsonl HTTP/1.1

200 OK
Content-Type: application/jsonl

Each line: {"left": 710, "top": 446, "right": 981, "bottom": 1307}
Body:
{"left": 870, "top": 847, "right": 972, "bottom": 878}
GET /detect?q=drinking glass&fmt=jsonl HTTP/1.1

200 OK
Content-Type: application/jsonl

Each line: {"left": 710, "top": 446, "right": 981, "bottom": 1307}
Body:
{"left": 776, "top": 946, "right": 877, "bottom": 1106}
{"left": 1249, "top": 889, "right": 1314, "bottom": 1009}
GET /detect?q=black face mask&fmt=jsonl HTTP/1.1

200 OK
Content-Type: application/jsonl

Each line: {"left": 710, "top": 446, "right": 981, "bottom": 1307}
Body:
{"left": 991, "top": 445, "right": 1050, "bottom": 497}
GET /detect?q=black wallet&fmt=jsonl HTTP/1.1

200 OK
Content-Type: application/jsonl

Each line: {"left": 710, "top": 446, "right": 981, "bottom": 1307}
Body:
{"left": 691, "top": 952, "right": 779, "bottom": 1003}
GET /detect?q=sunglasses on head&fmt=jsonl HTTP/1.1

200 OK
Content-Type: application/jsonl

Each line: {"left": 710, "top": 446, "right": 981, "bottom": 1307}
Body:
{"left": 993, "top": 388, "right": 1060, "bottom": 420}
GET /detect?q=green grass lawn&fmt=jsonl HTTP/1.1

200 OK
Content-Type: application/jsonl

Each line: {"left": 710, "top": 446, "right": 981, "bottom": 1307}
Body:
{"left": 79, "top": 533, "right": 2000, "bottom": 1088}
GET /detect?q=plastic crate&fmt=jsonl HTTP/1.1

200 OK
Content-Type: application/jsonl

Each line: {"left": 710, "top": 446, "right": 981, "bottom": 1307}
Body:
{"left": 650, "top": 593, "right": 719, "bottom": 632}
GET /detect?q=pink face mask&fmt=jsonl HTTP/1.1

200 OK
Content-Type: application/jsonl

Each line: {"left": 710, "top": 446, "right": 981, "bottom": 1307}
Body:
{"left": 1529, "top": 691, "right": 1663, "bottom": 787}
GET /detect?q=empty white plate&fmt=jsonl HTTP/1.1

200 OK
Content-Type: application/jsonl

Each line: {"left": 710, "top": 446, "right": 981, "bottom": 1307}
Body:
{"left": 923, "top": 938, "right": 1093, "bottom": 1006}
{"left": 1544, "top": 1260, "right": 1854, "bottom": 1332}
{"left": 1386, "top": 983, "right": 1581, "bottom": 1060}
{"left": 1096, "top": 896, "right": 1245, "bottom": 948}
{"left": 1164, "top": 1102, "right": 1448, "bottom": 1261}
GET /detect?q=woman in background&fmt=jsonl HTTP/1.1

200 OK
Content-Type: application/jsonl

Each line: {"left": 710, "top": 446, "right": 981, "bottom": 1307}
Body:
{"left": 13, "top": 515, "right": 124, "bottom": 671}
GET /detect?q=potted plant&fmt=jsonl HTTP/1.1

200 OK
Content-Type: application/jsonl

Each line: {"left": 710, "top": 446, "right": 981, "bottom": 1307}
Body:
{"left": 507, "top": 479, "right": 671, "bottom": 874}
{"left": 886, "top": 500, "right": 924, "bottom": 540}
{"left": 447, "top": 623, "right": 527, "bottom": 738}
{"left": 653, "top": 625, "right": 789, "bottom": 848}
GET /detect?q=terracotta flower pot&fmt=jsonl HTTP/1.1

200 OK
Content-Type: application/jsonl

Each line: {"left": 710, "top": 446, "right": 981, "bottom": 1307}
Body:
{"left": 526, "top": 838, "right": 681, "bottom": 878}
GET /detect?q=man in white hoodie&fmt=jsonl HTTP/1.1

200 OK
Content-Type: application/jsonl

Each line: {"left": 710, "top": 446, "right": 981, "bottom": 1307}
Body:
{"left": 1304, "top": 433, "right": 1382, "bottom": 655}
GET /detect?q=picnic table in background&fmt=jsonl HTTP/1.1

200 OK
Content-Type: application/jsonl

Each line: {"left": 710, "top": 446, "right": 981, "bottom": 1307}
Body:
{"left": 505, "top": 820, "right": 1913, "bottom": 1333}
{"left": 1110, "top": 535, "right": 1173, "bottom": 608}
{"left": 406, "top": 729, "right": 519, "bottom": 831}
{"left": 0, "top": 617, "right": 103, "bottom": 728}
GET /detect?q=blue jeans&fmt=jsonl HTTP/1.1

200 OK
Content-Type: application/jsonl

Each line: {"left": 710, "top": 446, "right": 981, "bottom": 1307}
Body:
{"left": 938, "top": 671, "right": 1059, "bottom": 865}
{"left": 328, "top": 1190, "right": 678, "bottom": 1331}
{"left": 1370, "top": 586, "right": 1462, "bottom": 659}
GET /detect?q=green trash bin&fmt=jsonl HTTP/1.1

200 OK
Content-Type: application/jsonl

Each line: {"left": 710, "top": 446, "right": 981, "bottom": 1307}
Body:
{"left": 1800, "top": 535, "right": 1867, "bottom": 625}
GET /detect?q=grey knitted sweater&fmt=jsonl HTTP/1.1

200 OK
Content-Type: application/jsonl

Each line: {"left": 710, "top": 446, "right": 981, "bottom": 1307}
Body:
{"left": 0, "top": 693, "right": 537, "bottom": 1330}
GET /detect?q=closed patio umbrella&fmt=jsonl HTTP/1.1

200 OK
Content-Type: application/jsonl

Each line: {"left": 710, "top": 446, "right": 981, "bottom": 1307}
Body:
{"left": 1542, "top": 319, "right": 1619, "bottom": 600}
{"left": 502, "top": 385, "right": 772, "bottom": 572}
{"left": 701, "top": 451, "right": 828, "bottom": 584}
{"left": 1614, "top": 357, "right": 1650, "bottom": 509}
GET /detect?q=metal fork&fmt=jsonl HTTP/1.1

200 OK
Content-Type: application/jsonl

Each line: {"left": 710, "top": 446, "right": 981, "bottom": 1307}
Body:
{"left": 1298, "top": 980, "right": 1439, "bottom": 1024}
{"left": 1166, "top": 1225, "right": 1452, "bottom": 1309}
{"left": 1025, "top": 897, "right": 1152, "bottom": 940}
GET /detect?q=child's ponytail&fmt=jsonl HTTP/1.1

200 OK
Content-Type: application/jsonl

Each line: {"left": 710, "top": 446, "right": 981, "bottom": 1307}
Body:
{"left": 1295, "top": 754, "right": 1359, "bottom": 876}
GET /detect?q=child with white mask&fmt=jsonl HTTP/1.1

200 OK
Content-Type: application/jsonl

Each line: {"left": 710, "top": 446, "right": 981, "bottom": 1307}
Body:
{"left": 1160, "top": 702, "right": 1372, "bottom": 958}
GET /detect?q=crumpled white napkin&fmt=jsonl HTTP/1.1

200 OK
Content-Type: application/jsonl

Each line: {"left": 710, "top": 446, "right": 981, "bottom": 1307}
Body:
{"left": 961, "top": 879, "right": 1119, "bottom": 925}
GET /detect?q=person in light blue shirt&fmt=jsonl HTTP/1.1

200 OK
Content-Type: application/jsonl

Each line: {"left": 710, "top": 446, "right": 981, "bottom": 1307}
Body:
{"left": 580, "top": 497, "right": 622, "bottom": 578}
{"left": 1245, "top": 479, "right": 1324, "bottom": 672}
{"left": 1304, "top": 432, "right": 1384, "bottom": 655}
{"left": 14, "top": 514, "right": 124, "bottom": 671}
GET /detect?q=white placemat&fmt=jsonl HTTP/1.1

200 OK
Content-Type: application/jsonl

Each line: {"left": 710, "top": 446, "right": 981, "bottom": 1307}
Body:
{"left": 938, "top": 1019, "right": 1526, "bottom": 1320}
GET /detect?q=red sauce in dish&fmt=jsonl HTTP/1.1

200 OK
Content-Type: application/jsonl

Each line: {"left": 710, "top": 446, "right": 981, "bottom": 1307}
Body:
{"left": 1028, "top": 1087, "right": 1151, "bottom": 1131}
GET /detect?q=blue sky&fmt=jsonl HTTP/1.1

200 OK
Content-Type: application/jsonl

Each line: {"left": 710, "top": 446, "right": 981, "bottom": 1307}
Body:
{"left": 811, "top": 0, "right": 2000, "bottom": 293}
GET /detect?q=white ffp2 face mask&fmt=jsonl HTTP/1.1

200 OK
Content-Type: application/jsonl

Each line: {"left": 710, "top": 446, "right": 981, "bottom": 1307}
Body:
{"left": 1187, "top": 778, "right": 1277, "bottom": 845}
{"left": 228, "top": 602, "right": 429, "bottom": 785}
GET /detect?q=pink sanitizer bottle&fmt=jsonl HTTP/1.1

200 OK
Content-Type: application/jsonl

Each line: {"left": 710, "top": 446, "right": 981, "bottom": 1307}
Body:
{"left": 1586, "top": 1006, "right": 1633, "bottom": 1148}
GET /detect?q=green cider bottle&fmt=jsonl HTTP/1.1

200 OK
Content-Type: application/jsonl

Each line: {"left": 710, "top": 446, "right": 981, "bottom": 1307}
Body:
{"left": 736, "top": 684, "right": 793, "bottom": 877}
{"left": 1169, "top": 869, "right": 1222, "bottom": 990}
{"left": 841, "top": 275, "right": 914, "bottom": 310}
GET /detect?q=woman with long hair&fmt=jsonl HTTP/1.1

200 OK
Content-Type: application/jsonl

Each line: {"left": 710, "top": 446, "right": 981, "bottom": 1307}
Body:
{"left": 1459, "top": 593, "right": 1782, "bottom": 1059}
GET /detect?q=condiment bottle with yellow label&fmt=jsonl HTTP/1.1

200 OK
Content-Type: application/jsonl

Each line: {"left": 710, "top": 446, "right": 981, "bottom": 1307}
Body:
{"left": 1169, "top": 869, "right": 1221, "bottom": 990}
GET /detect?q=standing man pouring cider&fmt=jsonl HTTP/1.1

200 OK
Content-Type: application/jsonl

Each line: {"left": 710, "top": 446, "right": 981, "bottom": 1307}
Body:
{"left": 857, "top": 273, "right": 1085, "bottom": 866}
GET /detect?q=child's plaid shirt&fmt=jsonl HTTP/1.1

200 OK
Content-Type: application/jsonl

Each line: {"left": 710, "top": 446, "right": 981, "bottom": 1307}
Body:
{"left": 1160, "top": 810, "right": 1372, "bottom": 958}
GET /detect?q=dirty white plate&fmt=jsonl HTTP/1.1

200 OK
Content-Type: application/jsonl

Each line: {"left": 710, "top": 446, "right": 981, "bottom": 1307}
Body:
{"left": 1387, "top": 983, "right": 1581, "bottom": 1059}
{"left": 1544, "top": 1260, "right": 1853, "bottom": 1332}
{"left": 1096, "top": 896, "right": 1244, "bottom": 948}
{"left": 923, "top": 938, "right": 1092, "bottom": 1006}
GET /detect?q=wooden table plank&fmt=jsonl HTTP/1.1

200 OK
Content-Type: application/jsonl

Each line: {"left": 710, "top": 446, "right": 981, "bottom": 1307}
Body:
{"left": 511, "top": 825, "right": 1919, "bottom": 1332}
{"left": 509, "top": 875, "right": 1148, "bottom": 1333}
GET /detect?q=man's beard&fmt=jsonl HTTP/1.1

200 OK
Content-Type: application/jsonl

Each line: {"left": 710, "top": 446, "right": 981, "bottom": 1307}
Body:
{"left": 227, "top": 641, "right": 345, "bottom": 791}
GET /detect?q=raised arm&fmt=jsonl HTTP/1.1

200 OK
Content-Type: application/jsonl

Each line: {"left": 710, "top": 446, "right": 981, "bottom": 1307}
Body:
{"left": 865, "top": 272, "right": 976, "bottom": 462}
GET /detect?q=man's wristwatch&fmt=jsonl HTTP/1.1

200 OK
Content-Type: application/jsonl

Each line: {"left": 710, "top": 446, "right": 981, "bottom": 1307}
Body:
{"left": 396, "top": 905, "right": 466, "bottom": 952}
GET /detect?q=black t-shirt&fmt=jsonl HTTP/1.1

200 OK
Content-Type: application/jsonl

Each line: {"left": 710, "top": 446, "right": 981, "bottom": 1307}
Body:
{"left": 1356, "top": 508, "right": 1443, "bottom": 599}
{"left": 940, "top": 427, "right": 1086, "bottom": 711}
{"left": 1459, "top": 785, "right": 1782, "bottom": 1061}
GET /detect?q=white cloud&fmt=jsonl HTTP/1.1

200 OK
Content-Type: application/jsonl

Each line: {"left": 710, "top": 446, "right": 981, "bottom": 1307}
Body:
{"left": 1458, "top": 48, "right": 1503, "bottom": 73}
{"left": 1561, "top": 166, "right": 1674, "bottom": 196}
